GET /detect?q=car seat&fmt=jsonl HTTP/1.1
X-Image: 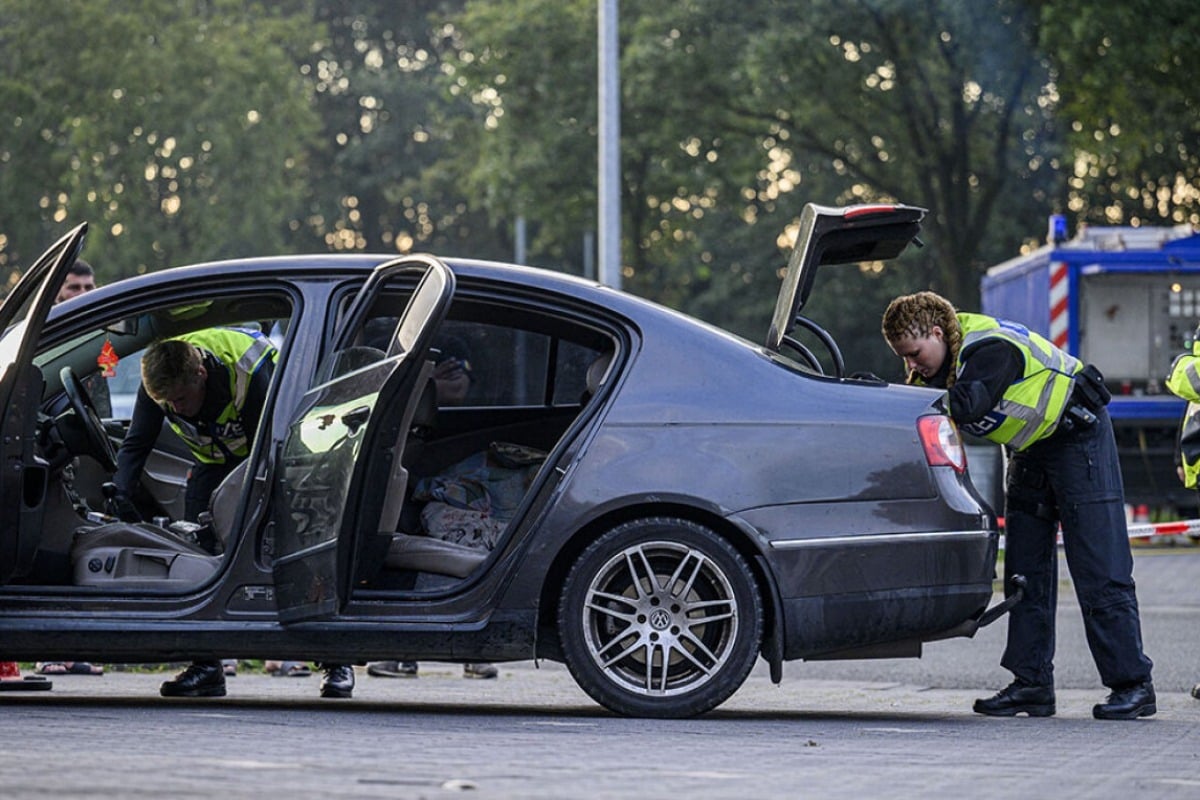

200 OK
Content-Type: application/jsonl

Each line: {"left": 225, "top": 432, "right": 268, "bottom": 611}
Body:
{"left": 69, "top": 460, "right": 249, "bottom": 588}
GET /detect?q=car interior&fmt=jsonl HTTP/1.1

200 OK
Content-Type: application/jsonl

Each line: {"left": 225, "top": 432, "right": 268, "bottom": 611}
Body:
{"left": 19, "top": 291, "right": 294, "bottom": 589}
{"left": 336, "top": 292, "right": 617, "bottom": 594}
{"left": 14, "top": 283, "right": 617, "bottom": 600}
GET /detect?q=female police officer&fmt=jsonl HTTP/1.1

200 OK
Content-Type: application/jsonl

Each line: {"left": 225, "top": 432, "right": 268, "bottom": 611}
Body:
{"left": 882, "top": 291, "right": 1154, "bottom": 720}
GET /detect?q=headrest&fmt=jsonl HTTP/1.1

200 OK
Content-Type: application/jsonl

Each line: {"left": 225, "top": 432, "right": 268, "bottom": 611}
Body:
{"left": 585, "top": 351, "right": 614, "bottom": 396}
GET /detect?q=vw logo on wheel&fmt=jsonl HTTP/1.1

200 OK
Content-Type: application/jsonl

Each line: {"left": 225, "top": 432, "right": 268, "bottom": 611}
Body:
{"left": 649, "top": 608, "right": 672, "bottom": 630}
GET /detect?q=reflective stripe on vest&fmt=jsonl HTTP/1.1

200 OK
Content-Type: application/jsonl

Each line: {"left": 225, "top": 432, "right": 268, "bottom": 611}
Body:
{"left": 1166, "top": 349, "right": 1200, "bottom": 404}
{"left": 955, "top": 313, "right": 1081, "bottom": 451}
{"left": 1181, "top": 402, "right": 1200, "bottom": 490}
{"left": 1167, "top": 347, "right": 1200, "bottom": 489}
{"left": 167, "top": 328, "right": 276, "bottom": 464}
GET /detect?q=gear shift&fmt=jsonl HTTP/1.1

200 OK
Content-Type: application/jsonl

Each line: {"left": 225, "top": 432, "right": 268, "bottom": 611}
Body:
{"left": 100, "top": 482, "right": 119, "bottom": 517}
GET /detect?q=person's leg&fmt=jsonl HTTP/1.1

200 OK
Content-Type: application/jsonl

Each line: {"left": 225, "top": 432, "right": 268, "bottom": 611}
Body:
{"left": 163, "top": 462, "right": 238, "bottom": 699}
{"left": 973, "top": 452, "right": 1060, "bottom": 717}
{"left": 997, "top": 455, "right": 1060, "bottom": 687}
{"left": 184, "top": 462, "right": 235, "bottom": 523}
{"left": 1048, "top": 412, "right": 1152, "bottom": 689}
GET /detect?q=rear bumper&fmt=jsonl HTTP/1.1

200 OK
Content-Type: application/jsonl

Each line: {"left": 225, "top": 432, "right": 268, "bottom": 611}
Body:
{"left": 766, "top": 527, "right": 1000, "bottom": 660}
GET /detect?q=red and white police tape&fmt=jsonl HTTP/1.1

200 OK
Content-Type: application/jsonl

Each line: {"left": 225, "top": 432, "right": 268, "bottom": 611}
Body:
{"left": 998, "top": 517, "right": 1200, "bottom": 546}
{"left": 1124, "top": 518, "right": 1200, "bottom": 540}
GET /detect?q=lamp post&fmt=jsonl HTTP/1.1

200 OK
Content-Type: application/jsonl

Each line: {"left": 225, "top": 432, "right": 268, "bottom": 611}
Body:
{"left": 598, "top": 0, "right": 621, "bottom": 290}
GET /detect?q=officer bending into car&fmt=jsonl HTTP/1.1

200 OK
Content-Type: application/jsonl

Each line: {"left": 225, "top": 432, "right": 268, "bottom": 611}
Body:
{"left": 882, "top": 291, "right": 1155, "bottom": 720}
{"left": 113, "top": 327, "right": 356, "bottom": 700}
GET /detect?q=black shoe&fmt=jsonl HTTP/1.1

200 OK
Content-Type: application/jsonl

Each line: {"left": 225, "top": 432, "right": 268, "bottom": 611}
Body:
{"left": 972, "top": 680, "right": 1055, "bottom": 717}
{"left": 1093, "top": 681, "right": 1156, "bottom": 720}
{"left": 320, "top": 664, "right": 355, "bottom": 699}
{"left": 160, "top": 661, "right": 226, "bottom": 698}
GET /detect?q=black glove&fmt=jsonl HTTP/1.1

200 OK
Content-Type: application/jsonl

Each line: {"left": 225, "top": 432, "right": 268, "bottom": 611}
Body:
{"left": 112, "top": 493, "right": 142, "bottom": 523}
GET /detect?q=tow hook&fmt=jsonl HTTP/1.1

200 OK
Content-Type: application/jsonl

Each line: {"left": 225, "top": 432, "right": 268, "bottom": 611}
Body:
{"left": 976, "top": 574, "right": 1027, "bottom": 629}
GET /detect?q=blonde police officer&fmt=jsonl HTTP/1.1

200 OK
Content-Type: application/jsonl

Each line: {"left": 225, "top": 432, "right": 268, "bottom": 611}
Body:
{"left": 882, "top": 291, "right": 1154, "bottom": 721}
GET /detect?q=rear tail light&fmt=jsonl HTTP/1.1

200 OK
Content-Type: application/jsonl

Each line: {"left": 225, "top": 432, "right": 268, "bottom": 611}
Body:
{"left": 917, "top": 415, "right": 966, "bottom": 473}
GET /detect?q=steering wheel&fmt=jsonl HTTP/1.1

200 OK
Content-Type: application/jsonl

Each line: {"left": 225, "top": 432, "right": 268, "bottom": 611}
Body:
{"left": 60, "top": 367, "right": 118, "bottom": 471}
{"left": 779, "top": 315, "right": 846, "bottom": 379}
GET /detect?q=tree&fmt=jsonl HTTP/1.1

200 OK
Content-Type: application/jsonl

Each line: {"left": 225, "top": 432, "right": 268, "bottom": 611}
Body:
{"left": 740, "top": 0, "right": 1067, "bottom": 303}
{"left": 295, "top": 0, "right": 514, "bottom": 261}
{"left": 438, "top": 0, "right": 1068, "bottom": 377}
{"left": 0, "top": 0, "right": 322, "bottom": 288}
{"left": 1034, "top": 0, "right": 1200, "bottom": 228}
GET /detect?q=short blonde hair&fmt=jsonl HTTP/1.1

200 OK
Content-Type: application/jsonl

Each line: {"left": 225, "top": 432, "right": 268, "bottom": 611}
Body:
{"left": 142, "top": 339, "right": 203, "bottom": 401}
{"left": 881, "top": 291, "right": 962, "bottom": 386}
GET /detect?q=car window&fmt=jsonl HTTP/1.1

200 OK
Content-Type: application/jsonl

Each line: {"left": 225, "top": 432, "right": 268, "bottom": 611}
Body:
{"left": 103, "top": 319, "right": 289, "bottom": 419}
{"left": 33, "top": 294, "right": 293, "bottom": 418}
{"left": 342, "top": 286, "right": 607, "bottom": 410}
{"left": 416, "top": 320, "right": 601, "bottom": 408}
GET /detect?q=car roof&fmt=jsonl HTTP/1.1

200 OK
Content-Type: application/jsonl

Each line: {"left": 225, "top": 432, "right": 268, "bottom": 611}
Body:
{"left": 46, "top": 252, "right": 702, "bottom": 338}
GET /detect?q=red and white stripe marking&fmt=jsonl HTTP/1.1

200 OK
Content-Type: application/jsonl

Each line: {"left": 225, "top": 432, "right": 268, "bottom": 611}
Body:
{"left": 1049, "top": 260, "right": 1069, "bottom": 349}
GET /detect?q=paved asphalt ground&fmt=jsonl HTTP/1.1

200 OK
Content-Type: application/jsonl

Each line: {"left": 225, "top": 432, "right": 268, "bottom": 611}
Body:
{"left": 2, "top": 544, "right": 1198, "bottom": 798}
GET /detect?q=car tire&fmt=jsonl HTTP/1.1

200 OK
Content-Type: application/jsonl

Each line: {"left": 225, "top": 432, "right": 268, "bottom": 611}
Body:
{"left": 558, "top": 517, "right": 763, "bottom": 718}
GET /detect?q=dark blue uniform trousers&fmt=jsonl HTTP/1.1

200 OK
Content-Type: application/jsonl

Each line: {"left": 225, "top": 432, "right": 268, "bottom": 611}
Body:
{"left": 1001, "top": 407, "right": 1153, "bottom": 689}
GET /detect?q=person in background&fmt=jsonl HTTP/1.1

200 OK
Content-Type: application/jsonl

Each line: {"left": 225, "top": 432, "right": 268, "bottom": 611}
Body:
{"left": 263, "top": 660, "right": 312, "bottom": 678}
{"left": 1164, "top": 326, "right": 1200, "bottom": 701}
{"left": 55, "top": 258, "right": 97, "bottom": 303}
{"left": 882, "top": 291, "right": 1155, "bottom": 720}
{"left": 366, "top": 334, "right": 499, "bottom": 681}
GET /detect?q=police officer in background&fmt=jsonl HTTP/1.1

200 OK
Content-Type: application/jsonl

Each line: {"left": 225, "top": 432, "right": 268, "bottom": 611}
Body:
{"left": 1165, "top": 326, "right": 1200, "bottom": 701}
{"left": 882, "top": 291, "right": 1155, "bottom": 720}
{"left": 114, "top": 327, "right": 356, "bottom": 700}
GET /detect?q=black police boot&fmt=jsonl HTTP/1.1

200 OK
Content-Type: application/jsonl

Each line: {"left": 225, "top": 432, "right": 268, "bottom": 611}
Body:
{"left": 1093, "top": 681, "right": 1156, "bottom": 720}
{"left": 160, "top": 661, "right": 226, "bottom": 698}
{"left": 972, "top": 679, "right": 1055, "bottom": 717}
{"left": 319, "top": 663, "right": 355, "bottom": 699}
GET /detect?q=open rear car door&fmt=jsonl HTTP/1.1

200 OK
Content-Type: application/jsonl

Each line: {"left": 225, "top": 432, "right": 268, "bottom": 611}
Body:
{"left": 0, "top": 223, "right": 88, "bottom": 583}
{"left": 272, "top": 255, "right": 454, "bottom": 623}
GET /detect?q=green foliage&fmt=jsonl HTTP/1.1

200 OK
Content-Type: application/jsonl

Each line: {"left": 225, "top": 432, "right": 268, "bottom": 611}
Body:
{"left": 439, "top": 0, "right": 1065, "bottom": 370}
{"left": 295, "top": 0, "right": 513, "bottom": 261}
{"left": 0, "top": 0, "right": 322, "bottom": 286}
{"left": 1035, "top": 0, "right": 1200, "bottom": 227}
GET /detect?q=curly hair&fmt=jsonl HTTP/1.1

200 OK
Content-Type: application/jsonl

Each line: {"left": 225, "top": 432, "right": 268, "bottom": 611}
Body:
{"left": 881, "top": 291, "right": 962, "bottom": 386}
{"left": 141, "top": 339, "right": 204, "bottom": 401}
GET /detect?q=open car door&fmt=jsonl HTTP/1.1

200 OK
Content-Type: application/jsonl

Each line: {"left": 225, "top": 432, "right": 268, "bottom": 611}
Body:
{"left": 272, "top": 255, "right": 454, "bottom": 623}
{"left": 0, "top": 223, "right": 88, "bottom": 583}
{"left": 766, "top": 203, "right": 926, "bottom": 352}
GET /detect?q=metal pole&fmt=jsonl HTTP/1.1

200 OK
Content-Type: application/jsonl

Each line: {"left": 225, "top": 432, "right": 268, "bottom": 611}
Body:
{"left": 583, "top": 230, "right": 595, "bottom": 280}
{"left": 515, "top": 216, "right": 527, "bottom": 265}
{"left": 598, "top": 0, "right": 621, "bottom": 290}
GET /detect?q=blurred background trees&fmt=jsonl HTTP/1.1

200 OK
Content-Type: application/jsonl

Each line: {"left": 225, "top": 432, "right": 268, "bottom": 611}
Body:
{"left": 1, "top": 0, "right": 1196, "bottom": 376}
